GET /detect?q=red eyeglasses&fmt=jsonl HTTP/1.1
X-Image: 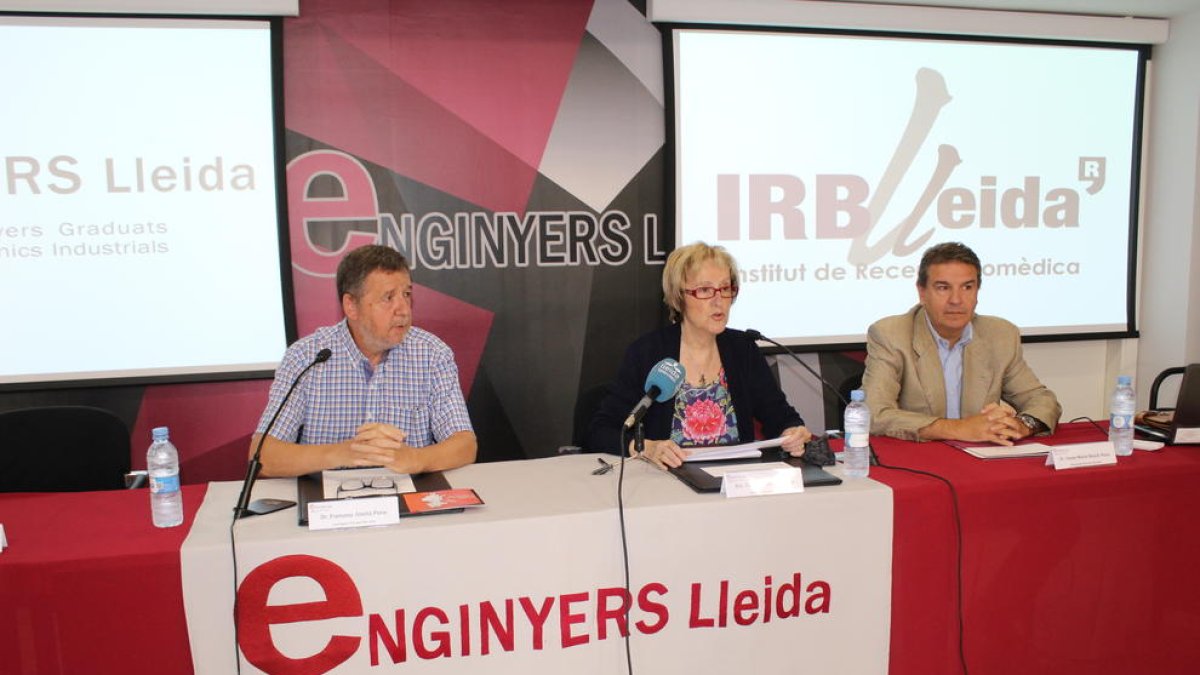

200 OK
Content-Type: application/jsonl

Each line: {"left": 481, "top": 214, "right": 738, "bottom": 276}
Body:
{"left": 683, "top": 285, "right": 738, "bottom": 300}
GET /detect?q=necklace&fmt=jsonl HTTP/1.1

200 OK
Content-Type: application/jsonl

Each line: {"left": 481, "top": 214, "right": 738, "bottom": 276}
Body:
{"left": 692, "top": 353, "right": 719, "bottom": 387}
{"left": 681, "top": 333, "right": 720, "bottom": 388}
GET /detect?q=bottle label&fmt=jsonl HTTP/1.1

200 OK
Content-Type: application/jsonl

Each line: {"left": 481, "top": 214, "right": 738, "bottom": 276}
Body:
{"left": 1110, "top": 413, "right": 1132, "bottom": 430}
{"left": 151, "top": 474, "right": 180, "bottom": 494}
{"left": 847, "top": 432, "right": 870, "bottom": 447}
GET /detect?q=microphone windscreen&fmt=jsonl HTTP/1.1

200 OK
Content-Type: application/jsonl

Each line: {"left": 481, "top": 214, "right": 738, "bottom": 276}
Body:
{"left": 644, "top": 358, "right": 686, "bottom": 402}
{"left": 744, "top": 328, "right": 764, "bottom": 342}
{"left": 315, "top": 348, "right": 333, "bottom": 363}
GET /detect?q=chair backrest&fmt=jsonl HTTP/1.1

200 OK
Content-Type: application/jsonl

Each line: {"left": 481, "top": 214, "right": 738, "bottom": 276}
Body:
{"left": 0, "top": 405, "right": 131, "bottom": 492}
{"left": 572, "top": 383, "right": 612, "bottom": 450}
{"left": 1167, "top": 364, "right": 1200, "bottom": 444}
{"left": 1149, "top": 366, "right": 1189, "bottom": 411}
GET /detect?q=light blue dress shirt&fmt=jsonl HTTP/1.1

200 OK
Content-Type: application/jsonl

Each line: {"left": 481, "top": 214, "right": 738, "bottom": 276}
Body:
{"left": 926, "top": 315, "right": 974, "bottom": 419}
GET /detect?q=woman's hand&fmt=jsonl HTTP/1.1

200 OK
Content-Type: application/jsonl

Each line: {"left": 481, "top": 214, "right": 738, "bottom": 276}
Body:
{"left": 780, "top": 426, "right": 813, "bottom": 457}
{"left": 631, "top": 439, "right": 691, "bottom": 469}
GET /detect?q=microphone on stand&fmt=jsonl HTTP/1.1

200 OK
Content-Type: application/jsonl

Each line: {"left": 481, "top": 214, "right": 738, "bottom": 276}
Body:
{"left": 233, "top": 347, "right": 333, "bottom": 520}
{"left": 623, "top": 358, "right": 686, "bottom": 430}
{"left": 744, "top": 329, "right": 846, "bottom": 406}
{"left": 745, "top": 329, "right": 877, "bottom": 466}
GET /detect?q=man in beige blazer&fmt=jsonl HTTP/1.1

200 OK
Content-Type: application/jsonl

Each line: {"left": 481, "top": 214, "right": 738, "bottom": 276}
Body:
{"left": 861, "top": 242, "right": 1061, "bottom": 444}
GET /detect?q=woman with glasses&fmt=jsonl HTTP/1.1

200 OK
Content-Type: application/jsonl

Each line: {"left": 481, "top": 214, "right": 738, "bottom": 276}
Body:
{"left": 586, "top": 242, "right": 811, "bottom": 468}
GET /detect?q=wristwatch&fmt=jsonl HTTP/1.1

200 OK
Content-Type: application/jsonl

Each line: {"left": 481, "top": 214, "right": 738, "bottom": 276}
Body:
{"left": 1016, "top": 413, "right": 1044, "bottom": 435}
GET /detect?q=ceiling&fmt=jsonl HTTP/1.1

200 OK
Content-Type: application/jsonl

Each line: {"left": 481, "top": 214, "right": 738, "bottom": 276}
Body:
{"left": 855, "top": 0, "right": 1200, "bottom": 20}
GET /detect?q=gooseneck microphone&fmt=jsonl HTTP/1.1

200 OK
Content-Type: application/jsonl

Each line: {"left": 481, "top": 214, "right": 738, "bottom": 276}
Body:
{"left": 744, "top": 329, "right": 847, "bottom": 407}
{"left": 233, "top": 347, "right": 332, "bottom": 519}
{"left": 746, "top": 329, "right": 877, "bottom": 466}
{"left": 623, "top": 358, "right": 686, "bottom": 430}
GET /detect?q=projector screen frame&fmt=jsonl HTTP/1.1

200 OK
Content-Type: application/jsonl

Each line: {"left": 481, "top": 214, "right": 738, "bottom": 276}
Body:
{"left": 663, "top": 22, "right": 1148, "bottom": 352}
{"left": 0, "top": 13, "right": 297, "bottom": 391}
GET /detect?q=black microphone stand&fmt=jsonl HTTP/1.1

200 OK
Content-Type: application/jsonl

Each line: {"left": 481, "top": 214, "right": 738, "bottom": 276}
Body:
{"left": 233, "top": 348, "right": 331, "bottom": 519}
{"left": 233, "top": 437, "right": 295, "bottom": 519}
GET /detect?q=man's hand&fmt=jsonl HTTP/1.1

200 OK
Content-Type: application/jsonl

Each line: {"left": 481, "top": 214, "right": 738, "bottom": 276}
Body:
{"left": 919, "top": 401, "right": 1032, "bottom": 445}
{"left": 980, "top": 402, "right": 1034, "bottom": 443}
{"left": 344, "top": 423, "right": 419, "bottom": 471}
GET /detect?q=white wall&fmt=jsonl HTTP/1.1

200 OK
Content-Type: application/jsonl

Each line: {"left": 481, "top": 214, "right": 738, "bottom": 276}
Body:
{"left": 1136, "top": 8, "right": 1200, "bottom": 410}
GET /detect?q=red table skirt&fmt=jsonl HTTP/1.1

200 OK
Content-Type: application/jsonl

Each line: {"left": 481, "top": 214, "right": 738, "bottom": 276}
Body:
{"left": 0, "top": 484, "right": 206, "bottom": 675}
{"left": 873, "top": 424, "right": 1200, "bottom": 675}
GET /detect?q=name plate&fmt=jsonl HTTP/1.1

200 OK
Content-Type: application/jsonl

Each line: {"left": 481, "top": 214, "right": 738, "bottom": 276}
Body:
{"left": 721, "top": 467, "right": 805, "bottom": 498}
{"left": 1045, "top": 441, "right": 1118, "bottom": 470}
{"left": 308, "top": 495, "right": 400, "bottom": 531}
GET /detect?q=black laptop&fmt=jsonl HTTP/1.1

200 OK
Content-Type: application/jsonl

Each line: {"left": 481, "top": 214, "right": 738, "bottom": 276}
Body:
{"left": 1137, "top": 364, "right": 1200, "bottom": 445}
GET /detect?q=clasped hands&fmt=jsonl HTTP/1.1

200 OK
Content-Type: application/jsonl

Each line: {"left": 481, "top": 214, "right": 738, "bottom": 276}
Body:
{"left": 340, "top": 422, "right": 420, "bottom": 472}
{"left": 959, "top": 402, "right": 1034, "bottom": 445}
{"left": 631, "top": 426, "right": 813, "bottom": 470}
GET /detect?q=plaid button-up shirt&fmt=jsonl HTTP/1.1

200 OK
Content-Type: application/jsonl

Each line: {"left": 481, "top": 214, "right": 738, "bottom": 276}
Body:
{"left": 257, "top": 320, "right": 473, "bottom": 447}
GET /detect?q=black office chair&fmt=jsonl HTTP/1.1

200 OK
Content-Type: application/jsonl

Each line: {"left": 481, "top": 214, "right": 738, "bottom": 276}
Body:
{"left": 0, "top": 405, "right": 132, "bottom": 492}
{"left": 1149, "top": 366, "right": 1189, "bottom": 411}
{"left": 571, "top": 383, "right": 612, "bottom": 450}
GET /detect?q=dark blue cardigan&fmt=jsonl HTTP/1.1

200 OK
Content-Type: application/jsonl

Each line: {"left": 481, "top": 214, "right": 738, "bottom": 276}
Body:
{"left": 586, "top": 324, "right": 804, "bottom": 455}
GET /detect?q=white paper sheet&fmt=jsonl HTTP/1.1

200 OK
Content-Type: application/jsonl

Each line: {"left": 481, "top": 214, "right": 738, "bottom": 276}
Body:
{"left": 683, "top": 436, "right": 786, "bottom": 462}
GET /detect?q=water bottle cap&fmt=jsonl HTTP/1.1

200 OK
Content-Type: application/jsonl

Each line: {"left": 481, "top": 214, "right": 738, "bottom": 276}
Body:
{"left": 152, "top": 426, "right": 170, "bottom": 440}
{"left": 1117, "top": 375, "right": 1131, "bottom": 385}
{"left": 850, "top": 389, "right": 865, "bottom": 402}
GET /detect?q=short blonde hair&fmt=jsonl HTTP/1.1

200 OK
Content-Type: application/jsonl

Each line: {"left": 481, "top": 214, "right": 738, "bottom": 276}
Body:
{"left": 662, "top": 242, "right": 739, "bottom": 323}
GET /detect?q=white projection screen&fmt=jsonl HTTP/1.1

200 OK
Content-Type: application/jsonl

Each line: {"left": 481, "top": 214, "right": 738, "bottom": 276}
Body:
{"left": 0, "top": 15, "right": 292, "bottom": 387}
{"left": 671, "top": 27, "right": 1147, "bottom": 347}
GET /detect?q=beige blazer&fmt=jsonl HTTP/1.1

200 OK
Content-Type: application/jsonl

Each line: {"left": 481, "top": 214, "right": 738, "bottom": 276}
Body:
{"left": 861, "top": 305, "right": 1062, "bottom": 442}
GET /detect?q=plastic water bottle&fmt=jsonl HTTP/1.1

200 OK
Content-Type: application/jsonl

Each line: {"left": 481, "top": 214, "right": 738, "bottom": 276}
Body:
{"left": 843, "top": 389, "right": 871, "bottom": 479}
{"left": 1109, "top": 375, "right": 1135, "bottom": 457}
{"left": 147, "top": 426, "right": 183, "bottom": 527}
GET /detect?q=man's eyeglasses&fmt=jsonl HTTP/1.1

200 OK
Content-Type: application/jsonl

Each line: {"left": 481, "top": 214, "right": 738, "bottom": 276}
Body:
{"left": 683, "top": 285, "right": 738, "bottom": 300}
{"left": 337, "top": 476, "right": 396, "bottom": 497}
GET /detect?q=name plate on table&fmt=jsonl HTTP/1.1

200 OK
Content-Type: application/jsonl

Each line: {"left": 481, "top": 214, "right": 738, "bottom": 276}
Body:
{"left": 1044, "top": 441, "right": 1118, "bottom": 470}
{"left": 308, "top": 495, "right": 400, "bottom": 530}
{"left": 719, "top": 465, "right": 805, "bottom": 498}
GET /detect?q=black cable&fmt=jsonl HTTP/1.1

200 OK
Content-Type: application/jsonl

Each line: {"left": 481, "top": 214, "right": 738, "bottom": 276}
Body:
{"left": 227, "top": 349, "right": 329, "bottom": 671}
{"left": 874, "top": 445, "right": 970, "bottom": 675}
{"left": 1068, "top": 415, "right": 1107, "bottom": 436}
{"left": 616, "top": 425, "right": 635, "bottom": 675}
{"left": 230, "top": 520, "right": 243, "bottom": 675}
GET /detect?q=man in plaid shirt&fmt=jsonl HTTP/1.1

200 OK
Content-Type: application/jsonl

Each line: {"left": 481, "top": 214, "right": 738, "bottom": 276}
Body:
{"left": 252, "top": 245, "right": 476, "bottom": 477}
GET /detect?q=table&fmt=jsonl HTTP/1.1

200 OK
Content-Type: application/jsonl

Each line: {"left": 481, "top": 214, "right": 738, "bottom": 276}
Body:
{"left": 871, "top": 423, "right": 1200, "bottom": 675}
{"left": 0, "top": 484, "right": 207, "bottom": 675}
{"left": 4, "top": 424, "right": 1200, "bottom": 674}
{"left": 181, "top": 456, "right": 892, "bottom": 674}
